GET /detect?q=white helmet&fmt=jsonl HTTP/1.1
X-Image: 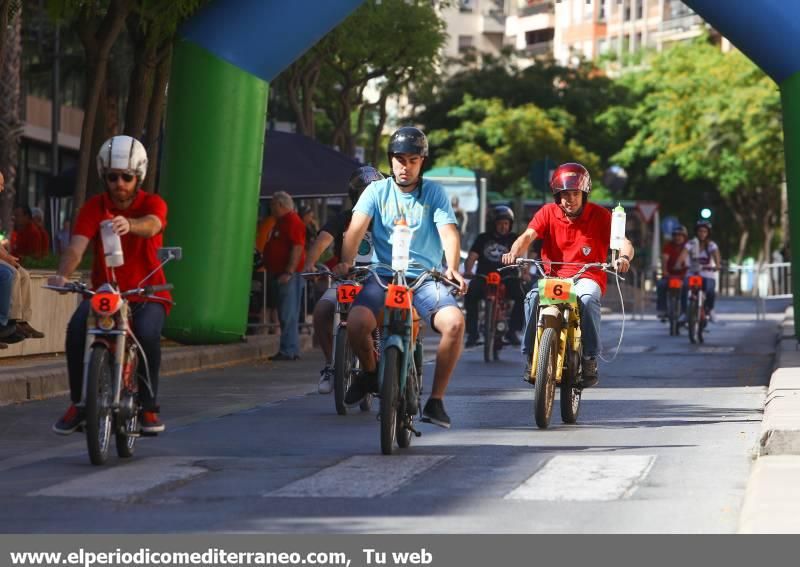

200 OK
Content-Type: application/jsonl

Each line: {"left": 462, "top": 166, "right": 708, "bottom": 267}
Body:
{"left": 96, "top": 135, "right": 148, "bottom": 183}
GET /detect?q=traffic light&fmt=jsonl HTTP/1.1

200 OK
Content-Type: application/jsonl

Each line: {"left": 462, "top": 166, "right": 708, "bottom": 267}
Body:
{"left": 700, "top": 208, "right": 712, "bottom": 220}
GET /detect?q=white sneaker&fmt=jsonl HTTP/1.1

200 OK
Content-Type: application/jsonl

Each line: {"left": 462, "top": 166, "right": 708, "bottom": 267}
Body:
{"left": 318, "top": 366, "right": 334, "bottom": 394}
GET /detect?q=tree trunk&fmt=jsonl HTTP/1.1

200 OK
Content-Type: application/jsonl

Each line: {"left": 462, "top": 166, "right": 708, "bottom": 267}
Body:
{"left": 0, "top": 0, "right": 11, "bottom": 72}
{"left": 370, "top": 91, "right": 389, "bottom": 166}
{"left": 736, "top": 229, "right": 749, "bottom": 265}
{"left": 0, "top": 5, "right": 21, "bottom": 234}
{"left": 123, "top": 15, "right": 157, "bottom": 139}
{"left": 142, "top": 44, "right": 172, "bottom": 193}
{"left": 72, "top": 0, "right": 134, "bottom": 218}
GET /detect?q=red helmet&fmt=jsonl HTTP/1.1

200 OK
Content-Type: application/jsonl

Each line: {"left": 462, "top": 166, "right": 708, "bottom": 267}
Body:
{"left": 549, "top": 163, "right": 592, "bottom": 199}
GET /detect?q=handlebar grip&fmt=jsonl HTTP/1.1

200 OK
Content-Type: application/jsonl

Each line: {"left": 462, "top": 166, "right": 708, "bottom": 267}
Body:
{"left": 144, "top": 283, "right": 174, "bottom": 294}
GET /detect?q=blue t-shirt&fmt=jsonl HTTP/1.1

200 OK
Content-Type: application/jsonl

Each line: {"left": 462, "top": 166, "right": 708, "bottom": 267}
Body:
{"left": 353, "top": 177, "right": 457, "bottom": 277}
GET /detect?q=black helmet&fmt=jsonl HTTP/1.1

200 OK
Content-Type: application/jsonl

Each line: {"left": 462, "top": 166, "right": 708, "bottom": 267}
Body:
{"left": 387, "top": 127, "right": 429, "bottom": 161}
{"left": 493, "top": 205, "right": 514, "bottom": 224}
{"left": 695, "top": 220, "right": 712, "bottom": 234}
{"left": 348, "top": 166, "right": 384, "bottom": 204}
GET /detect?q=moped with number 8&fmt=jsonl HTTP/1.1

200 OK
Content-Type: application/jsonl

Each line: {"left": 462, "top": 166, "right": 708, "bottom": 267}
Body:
{"left": 45, "top": 246, "right": 181, "bottom": 465}
{"left": 507, "top": 258, "right": 620, "bottom": 429}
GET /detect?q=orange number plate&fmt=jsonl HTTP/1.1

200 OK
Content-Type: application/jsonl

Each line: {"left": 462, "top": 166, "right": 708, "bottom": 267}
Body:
{"left": 668, "top": 278, "right": 683, "bottom": 289}
{"left": 688, "top": 276, "right": 703, "bottom": 288}
{"left": 337, "top": 284, "right": 362, "bottom": 304}
{"left": 385, "top": 284, "right": 413, "bottom": 309}
{"left": 487, "top": 272, "right": 501, "bottom": 285}
{"left": 539, "top": 278, "right": 575, "bottom": 304}
{"left": 91, "top": 292, "right": 122, "bottom": 316}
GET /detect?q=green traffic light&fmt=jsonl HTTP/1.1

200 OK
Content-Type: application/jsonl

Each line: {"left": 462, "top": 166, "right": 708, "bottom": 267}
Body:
{"left": 700, "top": 208, "right": 712, "bottom": 219}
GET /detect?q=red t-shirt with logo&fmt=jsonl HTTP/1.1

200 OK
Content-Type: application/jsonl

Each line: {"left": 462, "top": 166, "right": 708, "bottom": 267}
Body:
{"left": 662, "top": 241, "right": 687, "bottom": 277}
{"left": 529, "top": 202, "right": 612, "bottom": 295}
{"left": 263, "top": 211, "right": 306, "bottom": 274}
{"left": 73, "top": 191, "right": 172, "bottom": 311}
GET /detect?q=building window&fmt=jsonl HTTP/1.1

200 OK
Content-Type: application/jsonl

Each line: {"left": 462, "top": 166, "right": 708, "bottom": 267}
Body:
{"left": 599, "top": 0, "right": 607, "bottom": 21}
{"left": 635, "top": 31, "right": 643, "bottom": 50}
{"left": 598, "top": 38, "right": 608, "bottom": 54}
{"left": 459, "top": 0, "right": 476, "bottom": 13}
{"left": 623, "top": 0, "right": 631, "bottom": 21}
{"left": 458, "top": 34, "right": 475, "bottom": 53}
{"left": 635, "top": 0, "right": 644, "bottom": 19}
{"left": 525, "top": 27, "right": 555, "bottom": 46}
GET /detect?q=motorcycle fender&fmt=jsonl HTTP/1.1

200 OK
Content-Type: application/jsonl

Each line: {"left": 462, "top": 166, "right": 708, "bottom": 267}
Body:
{"left": 383, "top": 334, "right": 406, "bottom": 354}
{"left": 539, "top": 306, "right": 563, "bottom": 330}
{"left": 80, "top": 339, "right": 112, "bottom": 407}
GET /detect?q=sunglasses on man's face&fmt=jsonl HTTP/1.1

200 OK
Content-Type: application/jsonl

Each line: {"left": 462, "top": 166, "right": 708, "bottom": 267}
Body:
{"left": 106, "top": 172, "right": 135, "bottom": 183}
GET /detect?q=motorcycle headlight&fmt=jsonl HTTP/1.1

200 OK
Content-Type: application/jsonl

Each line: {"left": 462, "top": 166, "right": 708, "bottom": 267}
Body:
{"left": 97, "top": 316, "right": 115, "bottom": 331}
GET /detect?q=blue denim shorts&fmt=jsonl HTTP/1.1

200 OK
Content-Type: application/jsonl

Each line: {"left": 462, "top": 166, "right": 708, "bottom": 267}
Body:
{"left": 352, "top": 274, "right": 459, "bottom": 329}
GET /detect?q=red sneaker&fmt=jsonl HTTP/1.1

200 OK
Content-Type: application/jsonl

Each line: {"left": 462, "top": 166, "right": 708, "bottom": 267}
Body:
{"left": 53, "top": 404, "right": 85, "bottom": 435}
{"left": 141, "top": 411, "right": 165, "bottom": 434}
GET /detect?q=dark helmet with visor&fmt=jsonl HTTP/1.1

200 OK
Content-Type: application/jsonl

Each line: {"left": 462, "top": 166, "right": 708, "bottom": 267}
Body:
{"left": 348, "top": 166, "right": 384, "bottom": 204}
{"left": 387, "top": 127, "right": 429, "bottom": 162}
{"left": 493, "top": 205, "right": 514, "bottom": 224}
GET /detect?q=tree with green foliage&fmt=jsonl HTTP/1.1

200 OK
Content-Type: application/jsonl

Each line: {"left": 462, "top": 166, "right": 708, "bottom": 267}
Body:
{"left": 274, "top": 0, "right": 446, "bottom": 162}
{"left": 0, "top": 0, "right": 22, "bottom": 232}
{"left": 430, "top": 95, "right": 601, "bottom": 197}
{"left": 601, "top": 39, "right": 784, "bottom": 261}
{"left": 415, "top": 49, "right": 631, "bottom": 168}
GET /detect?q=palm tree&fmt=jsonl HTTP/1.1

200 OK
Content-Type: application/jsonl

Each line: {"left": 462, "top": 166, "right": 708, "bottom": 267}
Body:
{"left": 0, "top": 1, "right": 22, "bottom": 233}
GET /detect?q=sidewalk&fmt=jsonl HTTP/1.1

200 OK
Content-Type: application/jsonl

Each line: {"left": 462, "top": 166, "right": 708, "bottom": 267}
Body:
{"left": 0, "top": 332, "right": 313, "bottom": 406}
{"left": 739, "top": 306, "right": 800, "bottom": 533}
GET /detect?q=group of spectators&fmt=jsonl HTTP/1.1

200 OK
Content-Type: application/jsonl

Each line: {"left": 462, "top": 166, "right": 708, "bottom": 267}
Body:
{"left": 0, "top": 171, "right": 46, "bottom": 349}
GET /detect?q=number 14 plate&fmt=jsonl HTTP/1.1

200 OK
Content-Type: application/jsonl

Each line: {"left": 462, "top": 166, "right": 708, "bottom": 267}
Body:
{"left": 538, "top": 278, "right": 576, "bottom": 305}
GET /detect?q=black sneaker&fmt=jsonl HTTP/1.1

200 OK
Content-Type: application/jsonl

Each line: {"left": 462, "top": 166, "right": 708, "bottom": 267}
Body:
{"left": 580, "top": 357, "right": 599, "bottom": 388}
{"left": 53, "top": 404, "right": 85, "bottom": 435}
{"left": 268, "top": 352, "right": 299, "bottom": 361}
{"left": 421, "top": 398, "right": 451, "bottom": 429}
{"left": 522, "top": 359, "right": 532, "bottom": 383}
{"left": 0, "top": 321, "right": 17, "bottom": 339}
{"left": 344, "top": 371, "right": 378, "bottom": 407}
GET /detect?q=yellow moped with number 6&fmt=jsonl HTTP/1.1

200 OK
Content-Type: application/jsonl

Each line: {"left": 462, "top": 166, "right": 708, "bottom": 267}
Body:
{"left": 507, "top": 258, "right": 618, "bottom": 429}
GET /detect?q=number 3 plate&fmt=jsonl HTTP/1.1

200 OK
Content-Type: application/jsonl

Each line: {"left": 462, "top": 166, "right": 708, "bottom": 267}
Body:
{"left": 385, "top": 284, "right": 413, "bottom": 309}
{"left": 538, "top": 278, "right": 576, "bottom": 305}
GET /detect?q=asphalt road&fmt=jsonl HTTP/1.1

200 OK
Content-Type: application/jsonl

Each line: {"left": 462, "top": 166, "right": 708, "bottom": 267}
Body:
{"left": 0, "top": 298, "right": 782, "bottom": 533}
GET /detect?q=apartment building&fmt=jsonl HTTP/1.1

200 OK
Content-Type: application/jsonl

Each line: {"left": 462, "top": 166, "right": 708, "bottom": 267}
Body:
{"left": 505, "top": 0, "right": 711, "bottom": 68}
{"left": 435, "top": 0, "right": 508, "bottom": 63}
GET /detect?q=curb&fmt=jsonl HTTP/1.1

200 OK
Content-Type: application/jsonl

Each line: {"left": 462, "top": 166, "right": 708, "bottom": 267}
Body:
{"left": 0, "top": 333, "right": 313, "bottom": 406}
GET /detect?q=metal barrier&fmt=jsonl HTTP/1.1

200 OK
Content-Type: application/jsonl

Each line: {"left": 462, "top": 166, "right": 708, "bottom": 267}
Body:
{"left": 247, "top": 272, "right": 313, "bottom": 335}
{"left": 720, "top": 261, "right": 792, "bottom": 320}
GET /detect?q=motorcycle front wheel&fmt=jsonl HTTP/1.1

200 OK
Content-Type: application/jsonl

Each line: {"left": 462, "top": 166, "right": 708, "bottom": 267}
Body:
{"left": 85, "top": 345, "right": 114, "bottom": 465}
{"left": 534, "top": 327, "right": 558, "bottom": 429}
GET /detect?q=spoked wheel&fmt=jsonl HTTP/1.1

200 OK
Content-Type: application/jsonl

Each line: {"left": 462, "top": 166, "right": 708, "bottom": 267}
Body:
{"left": 688, "top": 298, "right": 699, "bottom": 344}
{"left": 115, "top": 403, "right": 138, "bottom": 458}
{"left": 396, "top": 366, "right": 415, "bottom": 450}
{"left": 698, "top": 305, "right": 706, "bottom": 344}
{"left": 560, "top": 343, "right": 582, "bottom": 424}
{"left": 333, "top": 326, "right": 353, "bottom": 416}
{"left": 380, "top": 346, "right": 402, "bottom": 455}
{"left": 483, "top": 300, "right": 496, "bottom": 363}
{"left": 534, "top": 327, "right": 558, "bottom": 429}
{"left": 116, "top": 351, "right": 139, "bottom": 458}
{"left": 85, "top": 346, "right": 114, "bottom": 465}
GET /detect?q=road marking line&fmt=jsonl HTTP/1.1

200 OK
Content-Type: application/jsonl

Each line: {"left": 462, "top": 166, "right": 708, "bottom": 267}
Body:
{"left": 267, "top": 455, "right": 450, "bottom": 498}
{"left": 28, "top": 457, "right": 208, "bottom": 500}
{"left": 504, "top": 455, "right": 656, "bottom": 501}
{"left": 619, "top": 346, "right": 653, "bottom": 354}
{"left": 697, "top": 346, "right": 735, "bottom": 353}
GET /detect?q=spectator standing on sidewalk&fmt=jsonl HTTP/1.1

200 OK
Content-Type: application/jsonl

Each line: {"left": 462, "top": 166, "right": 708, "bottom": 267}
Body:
{"left": 262, "top": 191, "right": 306, "bottom": 361}
{"left": 31, "top": 207, "right": 51, "bottom": 257}
{"left": 11, "top": 205, "right": 45, "bottom": 262}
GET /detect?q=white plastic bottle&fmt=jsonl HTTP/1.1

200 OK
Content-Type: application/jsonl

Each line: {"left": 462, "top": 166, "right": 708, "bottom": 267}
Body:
{"left": 391, "top": 217, "right": 411, "bottom": 271}
{"left": 610, "top": 203, "right": 626, "bottom": 251}
{"left": 100, "top": 219, "right": 125, "bottom": 267}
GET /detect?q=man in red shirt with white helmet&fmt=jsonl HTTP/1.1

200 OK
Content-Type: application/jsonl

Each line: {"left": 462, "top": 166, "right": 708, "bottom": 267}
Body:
{"left": 502, "top": 162, "right": 635, "bottom": 388}
{"left": 50, "top": 135, "right": 171, "bottom": 435}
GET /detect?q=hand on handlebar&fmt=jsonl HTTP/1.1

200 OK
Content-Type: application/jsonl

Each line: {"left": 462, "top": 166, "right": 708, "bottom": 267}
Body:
{"left": 332, "top": 261, "right": 352, "bottom": 277}
{"left": 47, "top": 274, "right": 69, "bottom": 294}
{"left": 614, "top": 257, "right": 631, "bottom": 274}
{"left": 445, "top": 269, "right": 468, "bottom": 295}
{"left": 501, "top": 251, "right": 518, "bottom": 265}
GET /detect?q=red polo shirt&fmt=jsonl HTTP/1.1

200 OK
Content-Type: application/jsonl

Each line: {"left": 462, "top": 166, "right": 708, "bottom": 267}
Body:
{"left": 73, "top": 190, "right": 172, "bottom": 310}
{"left": 263, "top": 211, "right": 306, "bottom": 274}
{"left": 662, "top": 241, "right": 687, "bottom": 277}
{"left": 529, "top": 202, "right": 612, "bottom": 294}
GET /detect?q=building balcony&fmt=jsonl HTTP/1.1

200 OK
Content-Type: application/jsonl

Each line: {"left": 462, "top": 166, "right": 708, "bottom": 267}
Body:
{"left": 480, "top": 11, "right": 506, "bottom": 34}
{"left": 23, "top": 95, "right": 83, "bottom": 150}
{"left": 524, "top": 40, "right": 554, "bottom": 57}
{"left": 518, "top": 1, "right": 554, "bottom": 17}
{"left": 657, "top": 13, "right": 705, "bottom": 34}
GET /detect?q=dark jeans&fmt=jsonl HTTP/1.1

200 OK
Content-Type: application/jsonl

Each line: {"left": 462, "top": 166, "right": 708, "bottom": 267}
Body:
{"left": 465, "top": 276, "right": 525, "bottom": 339}
{"left": 66, "top": 300, "right": 166, "bottom": 411}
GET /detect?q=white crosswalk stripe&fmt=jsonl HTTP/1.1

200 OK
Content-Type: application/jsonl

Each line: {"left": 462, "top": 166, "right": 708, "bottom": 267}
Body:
{"left": 28, "top": 457, "right": 209, "bottom": 500}
{"left": 505, "top": 455, "right": 656, "bottom": 501}
{"left": 267, "top": 455, "right": 450, "bottom": 498}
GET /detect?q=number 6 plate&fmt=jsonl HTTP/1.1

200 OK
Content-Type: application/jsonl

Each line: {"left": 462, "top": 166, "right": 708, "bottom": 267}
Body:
{"left": 538, "top": 278, "right": 576, "bottom": 305}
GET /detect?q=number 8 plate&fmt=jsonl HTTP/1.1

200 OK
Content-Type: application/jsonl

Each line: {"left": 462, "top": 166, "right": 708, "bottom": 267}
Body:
{"left": 538, "top": 278, "right": 576, "bottom": 305}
